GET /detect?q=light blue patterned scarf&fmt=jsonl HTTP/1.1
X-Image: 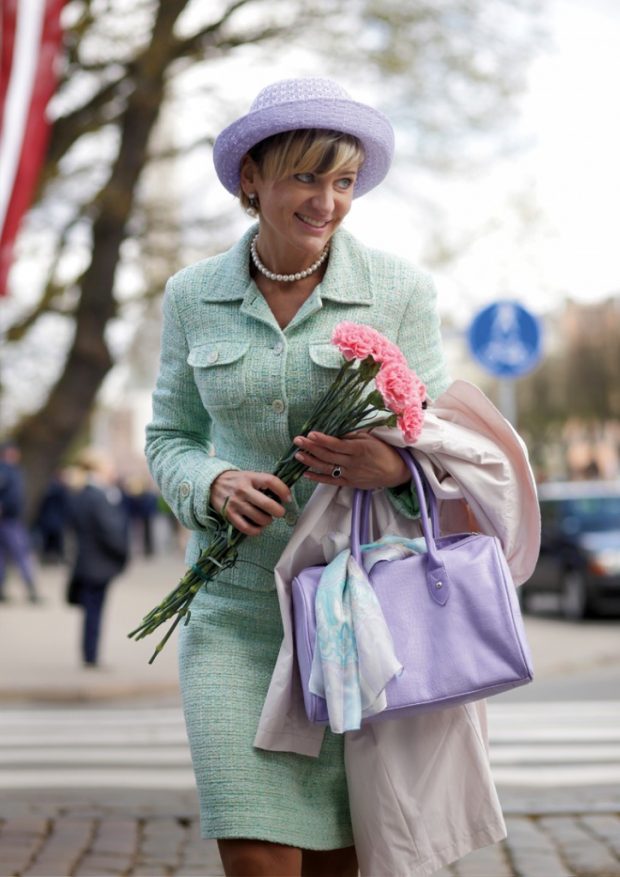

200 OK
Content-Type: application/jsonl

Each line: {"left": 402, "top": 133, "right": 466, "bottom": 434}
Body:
{"left": 308, "top": 535, "right": 427, "bottom": 733}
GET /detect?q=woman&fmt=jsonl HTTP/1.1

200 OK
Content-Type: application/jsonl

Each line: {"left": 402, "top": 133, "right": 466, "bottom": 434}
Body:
{"left": 146, "top": 78, "right": 490, "bottom": 876}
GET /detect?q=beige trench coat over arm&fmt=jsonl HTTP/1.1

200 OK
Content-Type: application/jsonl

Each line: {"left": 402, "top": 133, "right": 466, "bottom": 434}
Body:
{"left": 254, "top": 380, "right": 541, "bottom": 877}
{"left": 255, "top": 379, "right": 540, "bottom": 755}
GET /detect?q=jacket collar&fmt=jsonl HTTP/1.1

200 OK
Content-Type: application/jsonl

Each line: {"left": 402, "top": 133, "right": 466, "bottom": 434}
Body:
{"left": 200, "top": 224, "right": 374, "bottom": 306}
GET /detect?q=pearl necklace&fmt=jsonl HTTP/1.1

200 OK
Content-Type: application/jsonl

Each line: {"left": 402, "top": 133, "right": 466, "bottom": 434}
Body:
{"left": 250, "top": 234, "right": 330, "bottom": 282}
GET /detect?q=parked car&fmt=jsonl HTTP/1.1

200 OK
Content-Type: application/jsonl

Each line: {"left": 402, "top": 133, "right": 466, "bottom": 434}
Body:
{"left": 520, "top": 480, "right": 620, "bottom": 620}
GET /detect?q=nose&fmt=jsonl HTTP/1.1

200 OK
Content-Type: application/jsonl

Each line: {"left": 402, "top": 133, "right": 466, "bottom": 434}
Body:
{"left": 310, "top": 183, "right": 335, "bottom": 215}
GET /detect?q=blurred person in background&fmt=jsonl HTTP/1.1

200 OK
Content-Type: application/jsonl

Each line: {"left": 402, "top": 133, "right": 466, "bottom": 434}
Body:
{"left": 66, "top": 448, "right": 130, "bottom": 667}
{"left": 32, "top": 470, "right": 70, "bottom": 564}
{"left": 0, "top": 441, "right": 40, "bottom": 603}
{"left": 124, "top": 476, "right": 159, "bottom": 556}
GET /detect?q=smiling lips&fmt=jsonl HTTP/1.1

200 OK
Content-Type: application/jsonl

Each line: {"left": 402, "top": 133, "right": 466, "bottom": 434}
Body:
{"left": 296, "top": 213, "right": 330, "bottom": 229}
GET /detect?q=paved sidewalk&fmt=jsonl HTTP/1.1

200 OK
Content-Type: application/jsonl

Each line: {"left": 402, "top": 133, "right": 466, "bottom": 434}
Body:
{"left": 2, "top": 787, "right": 620, "bottom": 876}
{"left": 0, "top": 552, "right": 184, "bottom": 703}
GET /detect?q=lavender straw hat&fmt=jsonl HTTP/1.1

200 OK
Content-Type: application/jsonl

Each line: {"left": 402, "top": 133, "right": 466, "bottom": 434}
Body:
{"left": 213, "top": 78, "right": 395, "bottom": 198}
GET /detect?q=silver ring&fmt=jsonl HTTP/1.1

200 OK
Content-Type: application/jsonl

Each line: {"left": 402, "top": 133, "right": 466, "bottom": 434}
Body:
{"left": 331, "top": 465, "right": 343, "bottom": 479}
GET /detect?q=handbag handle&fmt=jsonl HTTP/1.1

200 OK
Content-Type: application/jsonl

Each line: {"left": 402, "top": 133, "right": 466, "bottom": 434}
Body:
{"left": 351, "top": 449, "right": 450, "bottom": 606}
{"left": 357, "top": 460, "right": 440, "bottom": 546}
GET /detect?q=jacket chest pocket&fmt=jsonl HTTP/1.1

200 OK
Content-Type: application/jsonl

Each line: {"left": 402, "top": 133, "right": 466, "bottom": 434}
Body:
{"left": 305, "top": 342, "right": 344, "bottom": 402}
{"left": 309, "top": 342, "right": 343, "bottom": 376}
{"left": 188, "top": 341, "right": 249, "bottom": 410}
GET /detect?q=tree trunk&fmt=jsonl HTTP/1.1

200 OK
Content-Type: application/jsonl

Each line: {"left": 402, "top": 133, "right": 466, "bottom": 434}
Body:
{"left": 16, "top": 0, "right": 188, "bottom": 519}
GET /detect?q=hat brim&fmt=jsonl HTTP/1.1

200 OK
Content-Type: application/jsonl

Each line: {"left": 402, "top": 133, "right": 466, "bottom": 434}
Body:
{"left": 213, "top": 98, "right": 394, "bottom": 198}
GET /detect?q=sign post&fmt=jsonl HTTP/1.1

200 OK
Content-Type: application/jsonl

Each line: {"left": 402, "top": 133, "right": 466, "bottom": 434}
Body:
{"left": 467, "top": 301, "right": 543, "bottom": 424}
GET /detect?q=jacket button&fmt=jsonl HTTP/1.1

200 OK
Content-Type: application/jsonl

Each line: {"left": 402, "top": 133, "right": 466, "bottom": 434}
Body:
{"left": 273, "top": 342, "right": 284, "bottom": 355}
{"left": 179, "top": 481, "right": 191, "bottom": 497}
{"left": 207, "top": 350, "right": 219, "bottom": 363}
{"left": 284, "top": 510, "right": 297, "bottom": 526}
{"left": 272, "top": 399, "right": 285, "bottom": 413}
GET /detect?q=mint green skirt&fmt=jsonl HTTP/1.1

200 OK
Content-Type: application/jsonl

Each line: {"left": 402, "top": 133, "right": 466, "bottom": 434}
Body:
{"left": 178, "top": 580, "right": 354, "bottom": 849}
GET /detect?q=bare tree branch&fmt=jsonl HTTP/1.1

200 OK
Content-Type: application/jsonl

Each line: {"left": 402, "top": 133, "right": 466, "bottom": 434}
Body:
{"left": 6, "top": 283, "right": 78, "bottom": 341}
{"left": 5, "top": 213, "right": 88, "bottom": 340}
{"left": 43, "top": 77, "right": 127, "bottom": 184}
{"left": 170, "top": 0, "right": 259, "bottom": 58}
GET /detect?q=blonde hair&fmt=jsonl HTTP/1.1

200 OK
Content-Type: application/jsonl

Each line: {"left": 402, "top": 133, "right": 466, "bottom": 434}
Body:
{"left": 240, "top": 128, "right": 364, "bottom": 215}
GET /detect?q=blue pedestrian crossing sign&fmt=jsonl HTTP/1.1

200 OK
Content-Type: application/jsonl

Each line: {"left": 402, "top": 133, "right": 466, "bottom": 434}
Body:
{"left": 467, "top": 301, "right": 543, "bottom": 379}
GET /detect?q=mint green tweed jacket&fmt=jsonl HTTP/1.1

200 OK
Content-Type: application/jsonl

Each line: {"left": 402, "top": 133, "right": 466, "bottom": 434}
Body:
{"left": 145, "top": 224, "right": 450, "bottom": 590}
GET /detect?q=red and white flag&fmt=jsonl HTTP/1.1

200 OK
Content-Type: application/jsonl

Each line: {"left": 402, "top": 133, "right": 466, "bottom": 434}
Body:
{"left": 0, "top": 0, "right": 65, "bottom": 296}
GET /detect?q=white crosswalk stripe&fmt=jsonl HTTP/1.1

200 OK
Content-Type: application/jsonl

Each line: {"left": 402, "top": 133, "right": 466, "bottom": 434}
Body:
{"left": 488, "top": 701, "right": 620, "bottom": 786}
{"left": 1, "top": 701, "right": 619, "bottom": 789}
{"left": 0, "top": 707, "right": 193, "bottom": 789}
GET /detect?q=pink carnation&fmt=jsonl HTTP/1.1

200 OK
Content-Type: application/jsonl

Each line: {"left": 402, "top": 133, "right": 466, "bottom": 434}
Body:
{"left": 332, "top": 321, "right": 409, "bottom": 365}
{"left": 332, "top": 322, "right": 383, "bottom": 361}
{"left": 331, "top": 320, "right": 427, "bottom": 443}
{"left": 397, "top": 405, "right": 425, "bottom": 444}
{"left": 376, "top": 362, "right": 421, "bottom": 414}
{"left": 370, "top": 336, "right": 408, "bottom": 367}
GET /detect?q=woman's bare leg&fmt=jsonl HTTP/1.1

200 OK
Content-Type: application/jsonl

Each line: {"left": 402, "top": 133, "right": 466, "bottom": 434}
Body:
{"left": 218, "top": 839, "right": 302, "bottom": 877}
{"left": 302, "top": 845, "right": 358, "bottom": 877}
{"left": 217, "top": 840, "right": 358, "bottom": 877}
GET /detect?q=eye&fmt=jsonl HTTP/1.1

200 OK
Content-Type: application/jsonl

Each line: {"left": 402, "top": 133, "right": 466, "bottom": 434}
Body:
{"left": 294, "top": 172, "right": 315, "bottom": 183}
{"left": 336, "top": 177, "right": 355, "bottom": 191}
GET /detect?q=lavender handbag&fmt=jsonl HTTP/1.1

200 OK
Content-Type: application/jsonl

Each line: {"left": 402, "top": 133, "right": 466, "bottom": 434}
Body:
{"left": 291, "top": 449, "right": 534, "bottom": 725}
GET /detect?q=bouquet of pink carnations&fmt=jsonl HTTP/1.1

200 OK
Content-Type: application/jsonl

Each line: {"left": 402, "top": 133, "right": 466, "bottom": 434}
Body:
{"left": 129, "top": 322, "right": 426, "bottom": 662}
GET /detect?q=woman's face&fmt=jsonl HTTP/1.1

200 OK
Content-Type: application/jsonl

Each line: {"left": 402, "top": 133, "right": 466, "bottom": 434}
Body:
{"left": 242, "top": 159, "right": 360, "bottom": 264}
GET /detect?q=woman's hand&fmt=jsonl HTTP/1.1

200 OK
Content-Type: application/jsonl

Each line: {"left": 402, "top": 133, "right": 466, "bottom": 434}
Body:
{"left": 293, "top": 431, "right": 410, "bottom": 490}
{"left": 210, "top": 470, "right": 292, "bottom": 536}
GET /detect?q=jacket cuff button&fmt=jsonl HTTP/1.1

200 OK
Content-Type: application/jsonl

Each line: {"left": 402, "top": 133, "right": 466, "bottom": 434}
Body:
{"left": 180, "top": 481, "right": 191, "bottom": 498}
